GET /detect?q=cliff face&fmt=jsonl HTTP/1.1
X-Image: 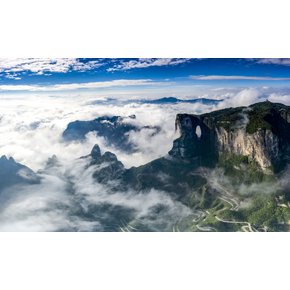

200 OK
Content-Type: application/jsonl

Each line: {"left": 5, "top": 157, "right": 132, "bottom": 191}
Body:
{"left": 169, "top": 114, "right": 217, "bottom": 167}
{"left": 215, "top": 127, "right": 280, "bottom": 170}
{"left": 169, "top": 101, "right": 290, "bottom": 172}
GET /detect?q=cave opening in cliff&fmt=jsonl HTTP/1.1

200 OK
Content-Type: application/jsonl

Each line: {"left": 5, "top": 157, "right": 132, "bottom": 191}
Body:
{"left": 196, "top": 125, "right": 202, "bottom": 139}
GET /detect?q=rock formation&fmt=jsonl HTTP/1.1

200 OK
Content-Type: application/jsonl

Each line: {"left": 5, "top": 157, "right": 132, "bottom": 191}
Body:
{"left": 169, "top": 101, "right": 290, "bottom": 172}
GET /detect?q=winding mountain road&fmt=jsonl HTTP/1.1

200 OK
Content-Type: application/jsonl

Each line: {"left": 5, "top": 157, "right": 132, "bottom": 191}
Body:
{"left": 215, "top": 216, "right": 255, "bottom": 232}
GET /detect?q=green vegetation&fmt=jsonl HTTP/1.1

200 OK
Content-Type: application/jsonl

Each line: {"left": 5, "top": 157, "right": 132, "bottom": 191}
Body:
{"left": 241, "top": 196, "right": 290, "bottom": 231}
{"left": 201, "top": 100, "right": 290, "bottom": 134}
{"left": 246, "top": 102, "right": 274, "bottom": 134}
{"left": 219, "top": 208, "right": 243, "bottom": 221}
{"left": 219, "top": 153, "right": 249, "bottom": 168}
{"left": 196, "top": 192, "right": 244, "bottom": 231}
{"left": 218, "top": 153, "right": 275, "bottom": 184}
{"left": 192, "top": 194, "right": 290, "bottom": 232}
{"left": 186, "top": 171, "right": 289, "bottom": 232}
{"left": 246, "top": 114, "right": 271, "bottom": 134}
{"left": 245, "top": 101, "right": 290, "bottom": 134}
{"left": 202, "top": 107, "right": 246, "bottom": 131}
{"left": 200, "top": 209, "right": 240, "bottom": 232}
{"left": 190, "top": 185, "right": 217, "bottom": 209}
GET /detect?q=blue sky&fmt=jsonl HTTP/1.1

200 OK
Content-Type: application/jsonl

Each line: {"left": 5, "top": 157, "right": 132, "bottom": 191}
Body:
{"left": 0, "top": 58, "right": 290, "bottom": 94}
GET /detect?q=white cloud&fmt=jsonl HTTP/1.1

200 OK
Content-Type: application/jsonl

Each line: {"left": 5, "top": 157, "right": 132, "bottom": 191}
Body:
{"left": 0, "top": 156, "right": 194, "bottom": 231}
{"left": 218, "top": 88, "right": 261, "bottom": 108}
{"left": 107, "top": 58, "right": 191, "bottom": 71}
{"left": 268, "top": 93, "right": 290, "bottom": 105}
{"left": 0, "top": 58, "right": 192, "bottom": 77}
{"left": 190, "top": 75, "right": 290, "bottom": 81}
{"left": 0, "top": 79, "right": 167, "bottom": 92}
{"left": 4, "top": 73, "right": 21, "bottom": 80}
{"left": 0, "top": 58, "right": 103, "bottom": 78}
{"left": 256, "top": 58, "right": 290, "bottom": 66}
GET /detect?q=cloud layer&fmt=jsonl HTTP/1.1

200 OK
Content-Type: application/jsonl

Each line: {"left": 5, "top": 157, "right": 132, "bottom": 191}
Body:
{"left": 1, "top": 86, "right": 290, "bottom": 231}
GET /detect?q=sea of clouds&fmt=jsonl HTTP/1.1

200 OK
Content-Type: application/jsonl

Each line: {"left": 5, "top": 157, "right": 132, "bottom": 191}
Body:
{"left": 0, "top": 86, "right": 290, "bottom": 231}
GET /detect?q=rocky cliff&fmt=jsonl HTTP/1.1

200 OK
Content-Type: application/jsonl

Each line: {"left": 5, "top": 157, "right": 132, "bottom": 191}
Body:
{"left": 169, "top": 101, "right": 290, "bottom": 172}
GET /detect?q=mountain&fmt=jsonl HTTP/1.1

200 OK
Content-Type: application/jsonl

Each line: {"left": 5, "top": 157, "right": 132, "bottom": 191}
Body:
{"left": 63, "top": 115, "right": 160, "bottom": 153}
{"left": 0, "top": 156, "right": 39, "bottom": 192}
{"left": 93, "top": 101, "right": 290, "bottom": 187}
{"left": 88, "top": 101, "right": 290, "bottom": 231}
{"left": 86, "top": 144, "right": 125, "bottom": 184}
{"left": 141, "top": 97, "right": 222, "bottom": 105}
{"left": 170, "top": 101, "right": 290, "bottom": 174}
{"left": 89, "top": 97, "right": 223, "bottom": 106}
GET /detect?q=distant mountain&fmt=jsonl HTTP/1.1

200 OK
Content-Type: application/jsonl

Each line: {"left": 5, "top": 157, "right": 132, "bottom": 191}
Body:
{"left": 90, "top": 97, "right": 222, "bottom": 106}
{"left": 141, "top": 97, "right": 222, "bottom": 105}
{"left": 63, "top": 115, "right": 160, "bottom": 153}
{"left": 0, "top": 156, "right": 39, "bottom": 192}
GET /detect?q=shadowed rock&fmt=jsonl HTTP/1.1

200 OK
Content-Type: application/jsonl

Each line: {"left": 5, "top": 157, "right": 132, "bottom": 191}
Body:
{"left": 0, "top": 156, "right": 39, "bottom": 192}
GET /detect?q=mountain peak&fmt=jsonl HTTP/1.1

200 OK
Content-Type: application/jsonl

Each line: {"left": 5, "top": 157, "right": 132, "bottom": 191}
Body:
{"left": 0, "top": 155, "right": 8, "bottom": 161}
{"left": 0, "top": 155, "right": 16, "bottom": 164}
{"left": 91, "top": 144, "right": 102, "bottom": 160}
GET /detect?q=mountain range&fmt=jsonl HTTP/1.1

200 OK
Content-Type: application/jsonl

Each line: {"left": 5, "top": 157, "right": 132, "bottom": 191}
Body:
{"left": 1, "top": 101, "right": 290, "bottom": 231}
{"left": 140, "top": 97, "right": 222, "bottom": 105}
